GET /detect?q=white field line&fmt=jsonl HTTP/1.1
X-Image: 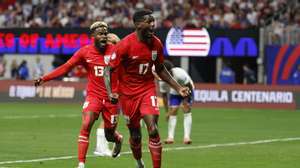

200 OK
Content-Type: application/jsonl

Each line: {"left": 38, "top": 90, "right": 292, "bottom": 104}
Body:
{"left": 1, "top": 114, "right": 80, "bottom": 119}
{"left": 0, "top": 137, "right": 300, "bottom": 165}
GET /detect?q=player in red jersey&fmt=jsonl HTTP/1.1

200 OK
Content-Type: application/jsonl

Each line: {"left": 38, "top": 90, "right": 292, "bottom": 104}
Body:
{"left": 94, "top": 33, "right": 121, "bottom": 157}
{"left": 104, "top": 9, "right": 191, "bottom": 168}
{"left": 34, "top": 21, "right": 123, "bottom": 168}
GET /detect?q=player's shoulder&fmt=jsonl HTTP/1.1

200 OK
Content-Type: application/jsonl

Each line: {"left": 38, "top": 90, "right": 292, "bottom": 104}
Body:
{"left": 172, "top": 67, "right": 184, "bottom": 72}
{"left": 79, "top": 44, "right": 93, "bottom": 52}
{"left": 122, "top": 32, "right": 136, "bottom": 42}
{"left": 153, "top": 35, "right": 162, "bottom": 43}
{"left": 74, "top": 44, "right": 91, "bottom": 56}
{"left": 172, "top": 67, "right": 187, "bottom": 75}
{"left": 153, "top": 35, "right": 163, "bottom": 48}
{"left": 115, "top": 33, "right": 134, "bottom": 50}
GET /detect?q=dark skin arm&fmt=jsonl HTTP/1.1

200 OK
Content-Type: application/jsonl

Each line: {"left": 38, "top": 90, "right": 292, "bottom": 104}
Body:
{"left": 155, "top": 63, "right": 190, "bottom": 97}
{"left": 161, "top": 92, "right": 168, "bottom": 112}
{"left": 103, "top": 66, "right": 119, "bottom": 104}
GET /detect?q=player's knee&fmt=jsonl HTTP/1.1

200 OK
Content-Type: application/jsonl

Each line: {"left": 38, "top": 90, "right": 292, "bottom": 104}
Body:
{"left": 183, "top": 106, "right": 191, "bottom": 113}
{"left": 169, "top": 108, "right": 178, "bottom": 115}
{"left": 81, "top": 113, "right": 95, "bottom": 131}
{"left": 130, "top": 133, "right": 142, "bottom": 144}
{"left": 81, "top": 120, "right": 91, "bottom": 132}
{"left": 148, "top": 124, "right": 159, "bottom": 138}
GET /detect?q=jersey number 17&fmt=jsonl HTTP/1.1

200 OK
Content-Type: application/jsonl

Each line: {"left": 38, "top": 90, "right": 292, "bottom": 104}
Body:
{"left": 139, "top": 63, "right": 149, "bottom": 75}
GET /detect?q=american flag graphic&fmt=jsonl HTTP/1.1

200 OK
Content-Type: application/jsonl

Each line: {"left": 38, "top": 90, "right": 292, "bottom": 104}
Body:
{"left": 166, "top": 28, "right": 211, "bottom": 56}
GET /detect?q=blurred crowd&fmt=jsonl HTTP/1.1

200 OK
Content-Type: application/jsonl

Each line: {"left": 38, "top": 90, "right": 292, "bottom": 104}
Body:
{"left": 0, "top": 0, "right": 299, "bottom": 29}
{"left": 0, "top": 55, "right": 87, "bottom": 81}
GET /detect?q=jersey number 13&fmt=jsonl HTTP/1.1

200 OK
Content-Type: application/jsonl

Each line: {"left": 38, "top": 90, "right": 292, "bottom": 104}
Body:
{"left": 94, "top": 66, "right": 104, "bottom": 77}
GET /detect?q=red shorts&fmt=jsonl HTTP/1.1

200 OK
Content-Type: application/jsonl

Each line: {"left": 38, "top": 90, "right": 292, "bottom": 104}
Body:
{"left": 82, "top": 96, "right": 119, "bottom": 128}
{"left": 120, "top": 88, "right": 160, "bottom": 128}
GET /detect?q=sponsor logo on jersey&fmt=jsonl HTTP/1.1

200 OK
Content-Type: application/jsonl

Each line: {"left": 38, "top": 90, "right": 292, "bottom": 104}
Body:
{"left": 132, "top": 56, "right": 139, "bottom": 59}
{"left": 152, "top": 50, "right": 157, "bottom": 61}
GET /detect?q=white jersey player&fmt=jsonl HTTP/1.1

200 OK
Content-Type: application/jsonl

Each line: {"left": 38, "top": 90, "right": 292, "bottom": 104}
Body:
{"left": 159, "top": 60, "right": 194, "bottom": 144}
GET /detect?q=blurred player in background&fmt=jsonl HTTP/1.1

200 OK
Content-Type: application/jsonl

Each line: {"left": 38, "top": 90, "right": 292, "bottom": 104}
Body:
{"left": 94, "top": 33, "right": 121, "bottom": 157}
{"left": 104, "top": 9, "right": 191, "bottom": 168}
{"left": 219, "top": 62, "right": 235, "bottom": 84}
{"left": 159, "top": 60, "right": 194, "bottom": 145}
{"left": 34, "top": 21, "right": 123, "bottom": 168}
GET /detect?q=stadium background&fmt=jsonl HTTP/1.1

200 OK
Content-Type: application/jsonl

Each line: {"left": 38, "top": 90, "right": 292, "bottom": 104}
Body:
{"left": 1, "top": 0, "right": 300, "bottom": 168}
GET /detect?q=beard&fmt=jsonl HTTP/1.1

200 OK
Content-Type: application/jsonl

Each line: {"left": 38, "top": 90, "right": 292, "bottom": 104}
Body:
{"left": 94, "top": 40, "right": 107, "bottom": 50}
{"left": 141, "top": 29, "right": 154, "bottom": 39}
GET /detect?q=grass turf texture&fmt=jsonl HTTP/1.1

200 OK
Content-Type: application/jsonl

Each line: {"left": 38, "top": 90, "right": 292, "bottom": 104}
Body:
{"left": 0, "top": 103, "right": 300, "bottom": 168}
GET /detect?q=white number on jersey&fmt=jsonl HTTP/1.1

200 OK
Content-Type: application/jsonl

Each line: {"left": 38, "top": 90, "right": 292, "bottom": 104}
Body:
{"left": 94, "top": 66, "right": 104, "bottom": 77}
{"left": 150, "top": 96, "right": 158, "bottom": 107}
{"left": 139, "top": 63, "right": 149, "bottom": 75}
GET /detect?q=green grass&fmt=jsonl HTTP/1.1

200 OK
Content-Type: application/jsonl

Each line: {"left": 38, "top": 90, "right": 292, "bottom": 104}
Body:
{"left": 1, "top": 103, "right": 300, "bottom": 168}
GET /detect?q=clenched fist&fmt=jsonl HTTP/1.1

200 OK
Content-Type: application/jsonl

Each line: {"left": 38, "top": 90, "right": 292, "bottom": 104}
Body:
{"left": 178, "top": 87, "right": 191, "bottom": 97}
{"left": 34, "top": 78, "right": 44, "bottom": 87}
{"left": 109, "top": 93, "right": 119, "bottom": 104}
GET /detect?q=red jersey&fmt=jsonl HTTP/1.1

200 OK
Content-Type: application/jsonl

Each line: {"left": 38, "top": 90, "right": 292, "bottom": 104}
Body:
{"left": 109, "top": 32, "right": 164, "bottom": 96}
{"left": 42, "top": 44, "right": 118, "bottom": 98}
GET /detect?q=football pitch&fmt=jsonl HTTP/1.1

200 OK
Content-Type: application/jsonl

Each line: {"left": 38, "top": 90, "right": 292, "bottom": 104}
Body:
{"left": 1, "top": 103, "right": 300, "bottom": 168}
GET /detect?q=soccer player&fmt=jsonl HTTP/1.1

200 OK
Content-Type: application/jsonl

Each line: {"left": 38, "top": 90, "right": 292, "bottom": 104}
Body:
{"left": 94, "top": 33, "right": 121, "bottom": 157}
{"left": 34, "top": 22, "right": 123, "bottom": 168}
{"left": 159, "top": 60, "right": 194, "bottom": 145}
{"left": 104, "top": 9, "right": 191, "bottom": 168}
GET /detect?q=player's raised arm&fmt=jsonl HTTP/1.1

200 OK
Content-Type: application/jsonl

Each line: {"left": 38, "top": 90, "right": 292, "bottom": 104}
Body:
{"left": 155, "top": 62, "right": 190, "bottom": 97}
{"left": 34, "top": 49, "right": 83, "bottom": 87}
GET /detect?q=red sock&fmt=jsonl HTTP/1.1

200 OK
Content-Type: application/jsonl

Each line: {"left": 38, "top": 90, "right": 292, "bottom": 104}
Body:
{"left": 129, "top": 138, "right": 142, "bottom": 160}
{"left": 78, "top": 130, "right": 89, "bottom": 163}
{"left": 149, "top": 136, "right": 162, "bottom": 168}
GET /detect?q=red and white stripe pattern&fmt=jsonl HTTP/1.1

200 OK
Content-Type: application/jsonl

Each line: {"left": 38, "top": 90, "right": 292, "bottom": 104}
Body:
{"left": 166, "top": 28, "right": 211, "bottom": 57}
{"left": 78, "top": 135, "right": 89, "bottom": 143}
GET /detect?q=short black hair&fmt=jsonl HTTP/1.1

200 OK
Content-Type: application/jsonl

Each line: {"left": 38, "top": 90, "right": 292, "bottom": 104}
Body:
{"left": 133, "top": 9, "right": 153, "bottom": 23}
{"left": 163, "top": 60, "right": 174, "bottom": 71}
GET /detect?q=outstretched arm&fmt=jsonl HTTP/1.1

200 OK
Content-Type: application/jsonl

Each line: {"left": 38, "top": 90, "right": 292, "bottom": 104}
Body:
{"left": 155, "top": 63, "right": 190, "bottom": 97}
{"left": 34, "top": 49, "right": 83, "bottom": 87}
{"left": 104, "top": 66, "right": 118, "bottom": 104}
{"left": 34, "top": 63, "right": 74, "bottom": 86}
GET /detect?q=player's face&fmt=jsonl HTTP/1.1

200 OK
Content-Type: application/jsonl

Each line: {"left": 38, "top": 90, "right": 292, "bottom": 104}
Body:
{"left": 138, "top": 15, "right": 155, "bottom": 39}
{"left": 93, "top": 27, "right": 108, "bottom": 49}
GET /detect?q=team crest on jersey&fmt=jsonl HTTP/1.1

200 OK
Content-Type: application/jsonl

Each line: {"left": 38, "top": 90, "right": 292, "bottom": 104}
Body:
{"left": 111, "top": 52, "right": 116, "bottom": 60}
{"left": 151, "top": 50, "right": 157, "bottom": 61}
{"left": 104, "top": 55, "right": 110, "bottom": 65}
